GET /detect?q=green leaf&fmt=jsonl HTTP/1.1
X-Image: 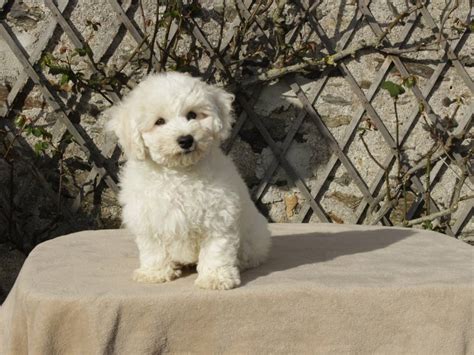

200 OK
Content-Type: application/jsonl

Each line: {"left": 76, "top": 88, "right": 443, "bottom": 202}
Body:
{"left": 418, "top": 102, "right": 425, "bottom": 113}
{"left": 41, "top": 129, "right": 52, "bottom": 140}
{"left": 31, "top": 127, "right": 43, "bottom": 137}
{"left": 422, "top": 220, "right": 433, "bottom": 230}
{"left": 62, "top": 132, "right": 74, "bottom": 144}
{"left": 402, "top": 76, "right": 416, "bottom": 88}
{"left": 381, "top": 80, "right": 405, "bottom": 98}
{"left": 15, "top": 116, "right": 26, "bottom": 127}
{"left": 40, "top": 52, "right": 55, "bottom": 68}
{"left": 75, "top": 45, "right": 93, "bottom": 57}
{"left": 164, "top": 10, "right": 180, "bottom": 18}
{"left": 85, "top": 45, "right": 93, "bottom": 57}
{"left": 29, "top": 126, "right": 52, "bottom": 139}
{"left": 34, "top": 142, "right": 42, "bottom": 154}
{"left": 470, "top": 21, "right": 474, "bottom": 31}
{"left": 48, "top": 65, "right": 71, "bottom": 76}
{"left": 183, "top": 3, "right": 202, "bottom": 17}
{"left": 325, "top": 55, "right": 336, "bottom": 66}
{"left": 34, "top": 141, "right": 48, "bottom": 155}
{"left": 60, "top": 73, "right": 70, "bottom": 85}
{"left": 74, "top": 47, "right": 88, "bottom": 57}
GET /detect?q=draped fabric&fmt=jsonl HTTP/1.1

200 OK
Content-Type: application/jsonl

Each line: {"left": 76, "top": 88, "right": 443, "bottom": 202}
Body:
{"left": 1, "top": 224, "right": 472, "bottom": 354}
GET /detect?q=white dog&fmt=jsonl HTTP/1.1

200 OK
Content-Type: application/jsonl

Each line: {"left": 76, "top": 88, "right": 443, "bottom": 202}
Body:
{"left": 106, "top": 72, "right": 271, "bottom": 290}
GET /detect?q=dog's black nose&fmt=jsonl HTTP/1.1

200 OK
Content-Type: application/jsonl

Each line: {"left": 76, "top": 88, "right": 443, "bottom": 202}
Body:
{"left": 177, "top": 135, "right": 194, "bottom": 149}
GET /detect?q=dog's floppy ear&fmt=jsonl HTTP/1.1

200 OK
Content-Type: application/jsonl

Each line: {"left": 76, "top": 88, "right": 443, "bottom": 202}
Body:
{"left": 210, "top": 86, "right": 235, "bottom": 141}
{"left": 105, "top": 103, "right": 146, "bottom": 160}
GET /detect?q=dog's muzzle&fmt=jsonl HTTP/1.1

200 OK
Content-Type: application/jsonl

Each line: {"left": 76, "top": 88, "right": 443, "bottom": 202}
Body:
{"left": 177, "top": 135, "right": 195, "bottom": 153}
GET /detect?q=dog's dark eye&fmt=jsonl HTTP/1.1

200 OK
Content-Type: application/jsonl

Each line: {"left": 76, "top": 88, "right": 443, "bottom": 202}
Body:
{"left": 186, "top": 111, "right": 197, "bottom": 120}
{"left": 155, "top": 118, "right": 166, "bottom": 126}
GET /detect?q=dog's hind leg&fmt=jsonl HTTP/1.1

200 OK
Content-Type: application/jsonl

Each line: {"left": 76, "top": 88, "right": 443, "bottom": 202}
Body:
{"left": 238, "top": 213, "right": 271, "bottom": 271}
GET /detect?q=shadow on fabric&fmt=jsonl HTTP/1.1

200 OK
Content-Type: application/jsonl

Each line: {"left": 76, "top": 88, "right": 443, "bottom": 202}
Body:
{"left": 240, "top": 227, "right": 416, "bottom": 285}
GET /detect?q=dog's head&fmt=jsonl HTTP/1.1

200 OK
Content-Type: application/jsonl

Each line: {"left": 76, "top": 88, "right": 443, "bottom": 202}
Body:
{"left": 105, "top": 72, "right": 234, "bottom": 167}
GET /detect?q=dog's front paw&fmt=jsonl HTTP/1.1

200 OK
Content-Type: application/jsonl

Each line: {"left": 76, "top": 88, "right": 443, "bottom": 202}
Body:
{"left": 133, "top": 266, "right": 182, "bottom": 283}
{"left": 195, "top": 266, "right": 241, "bottom": 290}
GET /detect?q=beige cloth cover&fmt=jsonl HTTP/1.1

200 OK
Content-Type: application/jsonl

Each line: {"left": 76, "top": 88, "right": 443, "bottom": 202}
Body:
{"left": 0, "top": 223, "right": 473, "bottom": 354}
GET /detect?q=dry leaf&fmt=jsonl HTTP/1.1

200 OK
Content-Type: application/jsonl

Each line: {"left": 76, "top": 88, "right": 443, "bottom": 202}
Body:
{"left": 285, "top": 193, "right": 298, "bottom": 218}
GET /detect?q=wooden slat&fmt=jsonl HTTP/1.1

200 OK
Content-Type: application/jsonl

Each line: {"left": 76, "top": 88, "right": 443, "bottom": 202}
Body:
{"left": 0, "top": 22, "right": 119, "bottom": 194}
{"left": 0, "top": 0, "right": 471, "bottom": 237}
{"left": 353, "top": 34, "right": 469, "bottom": 224}
{"left": 251, "top": 5, "right": 367, "bottom": 206}
{"left": 106, "top": 0, "right": 161, "bottom": 71}
{"left": 252, "top": 74, "right": 327, "bottom": 203}
{"left": 0, "top": 0, "right": 70, "bottom": 118}
{"left": 298, "top": 0, "right": 398, "bottom": 151}
{"left": 291, "top": 81, "right": 375, "bottom": 204}
{"left": 452, "top": 200, "right": 474, "bottom": 237}
{"left": 186, "top": 15, "right": 330, "bottom": 221}
{"left": 416, "top": 2, "right": 474, "bottom": 93}
{"left": 294, "top": 1, "right": 420, "bottom": 223}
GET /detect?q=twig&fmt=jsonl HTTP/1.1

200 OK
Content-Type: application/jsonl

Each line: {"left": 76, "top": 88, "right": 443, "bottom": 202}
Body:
{"left": 3, "top": 117, "right": 29, "bottom": 160}
{"left": 450, "top": 158, "right": 469, "bottom": 206}
{"left": 419, "top": 111, "right": 474, "bottom": 192}
{"left": 404, "top": 143, "right": 440, "bottom": 178}
{"left": 438, "top": 0, "right": 459, "bottom": 46}
{"left": 231, "top": 0, "right": 264, "bottom": 58}
{"left": 148, "top": 0, "right": 162, "bottom": 74}
{"left": 405, "top": 162, "right": 468, "bottom": 227}
{"left": 238, "top": 47, "right": 352, "bottom": 87}
{"left": 359, "top": 132, "right": 386, "bottom": 171}
{"left": 238, "top": 38, "right": 439, "bottom": 87}
{"left": 393, "top": 98, "right": 408, "bottom": 220}
{"left": 272, "top": 0, "right": 287, "bottom": 59}
{"left": 377, "top": 43, "right": 438, "bottom": 54}
{"left": 369, "top": 188, "right": 401, "bottom": 225}
{"left": 375, "top": 3, "right": 423, "bottom": 45}
{"left": 117, "top": 34, "right": 150, "bottom": 74}
{"left": 216, "top": 0, "right": 226, "bottom": 55}
{"left": 236, "top": 2, "right": 425, "bottom": 87}
{"left": 394, "top": 99, "right": 401, "bottom": 178}
{"left": 359, "top": 131, "right": 393, "bottom": 202}
{"left": 160, "top": 1, "right": 175, "bottom": 68}
{"left": 405, "top": 208, "right": 456, "bottom": 226}
{"left": 58, "top": 151, "right": 63, "bottom": 212}
{"left": 139, "top": 0, "right": 147, "bottom": 32}
{"left": 8, "top": 159, "right": 13, "bottom": 242}
{"left": 424, "top": 149, "right": 432, "bottom": 216}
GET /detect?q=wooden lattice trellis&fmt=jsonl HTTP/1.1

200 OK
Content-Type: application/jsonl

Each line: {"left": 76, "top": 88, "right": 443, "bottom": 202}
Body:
{"left": 0, "top": 0, "right": 472, "bottom": 240}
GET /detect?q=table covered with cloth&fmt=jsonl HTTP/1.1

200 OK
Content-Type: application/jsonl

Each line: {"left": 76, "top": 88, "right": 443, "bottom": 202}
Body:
{"left": 1, "top": 223, "right": 473, "bottom": 354}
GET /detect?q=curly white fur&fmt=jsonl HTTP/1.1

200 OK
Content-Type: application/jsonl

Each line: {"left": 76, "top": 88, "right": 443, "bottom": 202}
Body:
{"left": 106, "top": 72, "right": 271, "bottom": 290}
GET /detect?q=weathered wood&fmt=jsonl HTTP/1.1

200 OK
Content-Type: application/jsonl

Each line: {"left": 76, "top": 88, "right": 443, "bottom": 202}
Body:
{"left": 416, "top": 2, "right": 474, "bottom": 93}
{"left": 1, "top": 0, "right": 471, "bottom": 237}
{"left": 0, "top": 23, "right": 119, "bottom": 194}
{"left": 451, "top": 200, "right": 474, "bottom": 237}
{"left": 0, "top": 0, "right": 70, "bottom": 118}
{"left": 295, "top": 5, "right": 419, "bottom": 223}
{"left": 353, "top": 23, "right": 471, "bottom": 226}
{"left": 291, "top": 81, "right": 375, "bottom": 204}
{"left": 188, "top": 8, "right": 330, "bottom": 222}
{"left": 107, "top": 0, "right": 161, "bottom": 72}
